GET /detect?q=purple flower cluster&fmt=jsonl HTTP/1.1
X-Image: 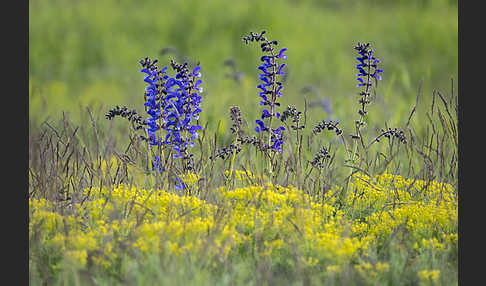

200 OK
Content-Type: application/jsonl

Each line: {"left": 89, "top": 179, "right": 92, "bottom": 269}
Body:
{"left": 354, "top": 42, "right": 383, "bottom": 92}
{"left": 354, "top": 42, "right": 383, "bottom": 117}
{"left": 243, "top": 30, "right": 287, "bottom": 152}
{"left": 139, "top": 57, "right": 203, "bottom": 172}
{"left": 139, "top": 58, "right": 169, "bottom": 172}
{"left": 163, "top": 60, "right": 203, "bottom": 159}
{"left": 140, "top": 58, "right": 169, "bottom": 147}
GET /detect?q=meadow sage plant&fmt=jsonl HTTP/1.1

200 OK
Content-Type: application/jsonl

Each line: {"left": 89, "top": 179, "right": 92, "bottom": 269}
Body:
{"left": 106, "top": 57, "right": 203, "bottom": 176}
{"left": 163, "top": 59, "right": 203, "bottom": 170}
{"left": 344, "top": 43, "right": 406, "bottom": 196}
{"left": 241, "top": 31, "right": 289, "bottom": 177}
{"left": 352, "top": 42, "right": 383, "bottom": 140}
{"left": 351, "top": 44, "right": 406, "bottom": 149}
{"left": 139, "top": 57, "right": 169, "bottom": 172}
{"left": 243, "top": 30, "right": 287, "bottom": 153}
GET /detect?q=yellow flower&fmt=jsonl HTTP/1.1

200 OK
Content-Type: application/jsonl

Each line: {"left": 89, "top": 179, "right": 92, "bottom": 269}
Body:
{"left": 327, "top": 265, "right": 341, "bottom": 274}
{"left": 418, "top": 269, "right": 440, "bottom": 283}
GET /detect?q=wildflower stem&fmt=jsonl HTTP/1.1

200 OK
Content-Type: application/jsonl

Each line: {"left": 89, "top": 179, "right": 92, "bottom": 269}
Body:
{"left": 346, "top": 44, "right": 374, "bottom": 196}
{"left": 268, "top": 40, "right": 277, "bottom": 176}
{"left": 227, "top": 133, "right": 239, "bottom": 186}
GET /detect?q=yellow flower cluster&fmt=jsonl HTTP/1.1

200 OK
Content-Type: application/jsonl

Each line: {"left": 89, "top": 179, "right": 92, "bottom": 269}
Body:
{"left": 418, "top": 269, "right": 441, "bottom": 284}
{"left": 179, "top": 171, "right": 200, "bottom": 191}
{"left": 347, "top": 173, "right": 457, "bottom": 250}
{"left": 354, "top": 262, "right": 390, "bottom": 279}
{"left": 29, "top": 171, "right": 457, "bottom": 276}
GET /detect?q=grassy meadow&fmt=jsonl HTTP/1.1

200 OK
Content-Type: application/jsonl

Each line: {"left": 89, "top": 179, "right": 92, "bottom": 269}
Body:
{"left": 29, "top": 0, "right": 458, "bottom": 285}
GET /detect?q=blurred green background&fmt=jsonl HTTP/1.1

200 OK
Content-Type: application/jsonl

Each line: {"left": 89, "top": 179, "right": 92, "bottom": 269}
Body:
{"left": 29, "top": 0, "right": 457, "bottom": 135}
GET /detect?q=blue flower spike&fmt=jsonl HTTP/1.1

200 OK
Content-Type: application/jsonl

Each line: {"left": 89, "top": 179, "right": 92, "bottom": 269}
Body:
{"left": 138, "top": 57, "right": 203, "bottom": 173}
{"left": 242, "top": 30, "right": 287, "bottom": 153}
{"left": 354, "top": 42, "right": 383, "bottom": 117}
